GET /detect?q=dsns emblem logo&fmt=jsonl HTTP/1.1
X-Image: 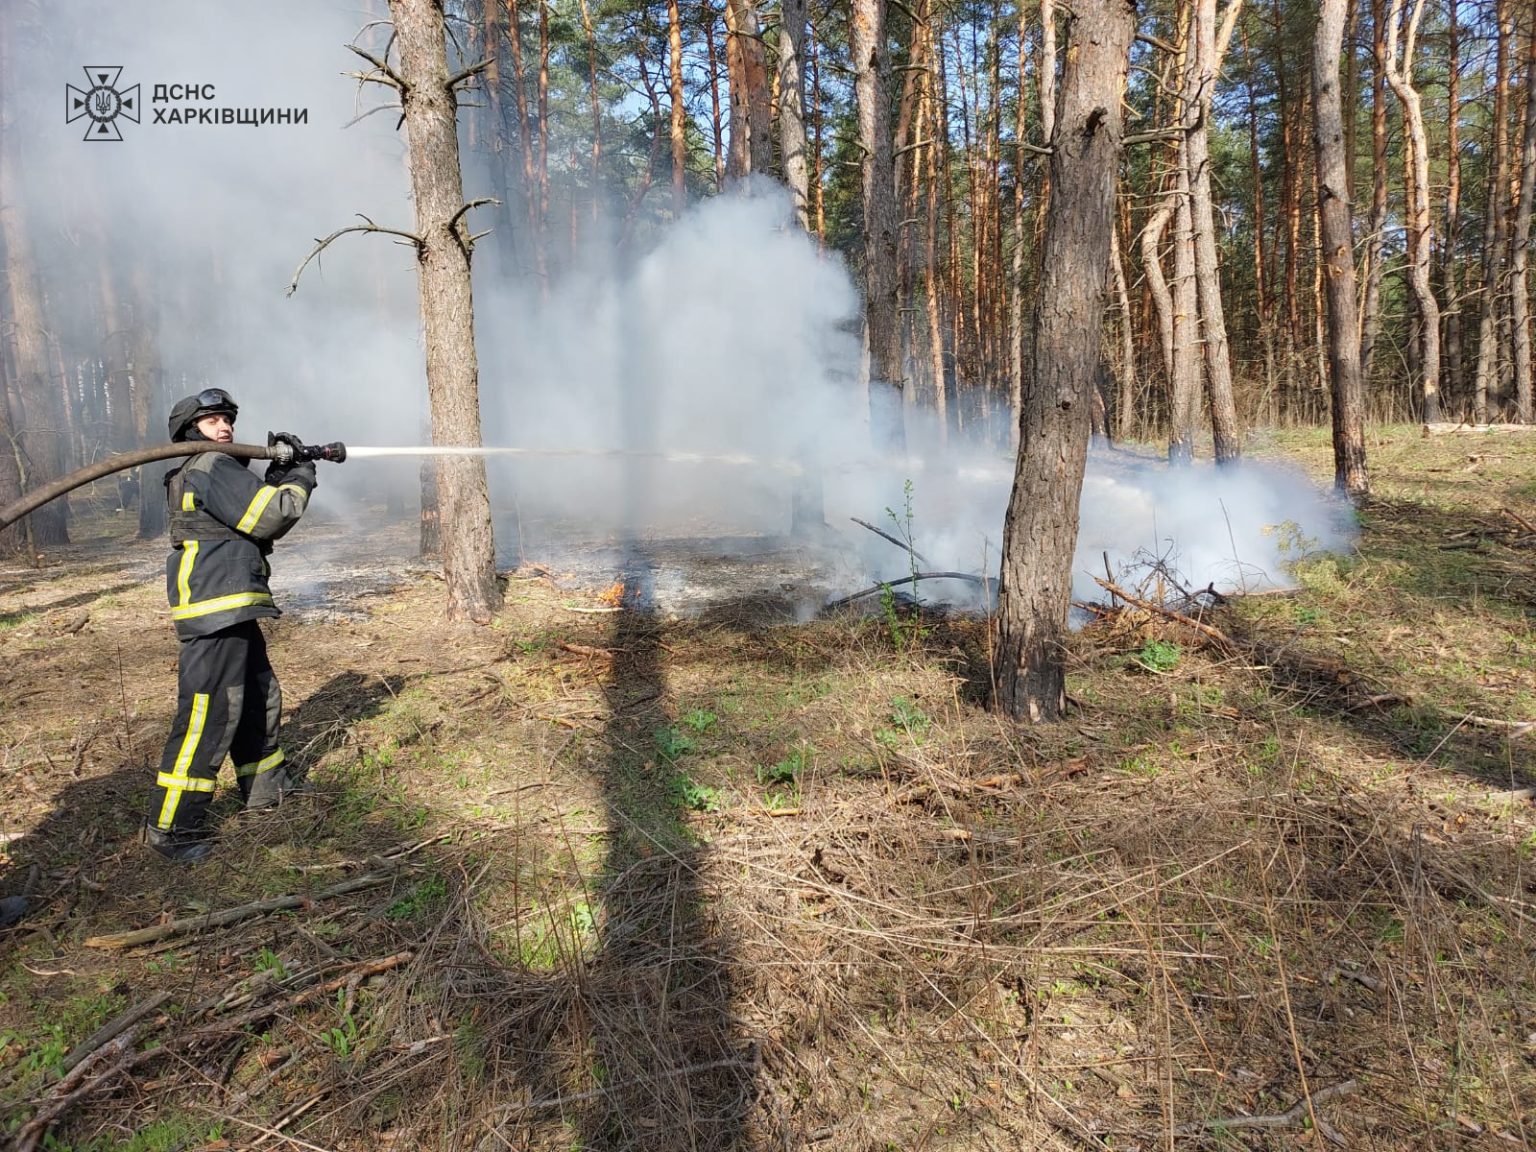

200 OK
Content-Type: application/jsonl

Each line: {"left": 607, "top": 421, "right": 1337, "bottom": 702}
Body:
{"left": 66, "top": 67, "right": 140, "bottom": 141}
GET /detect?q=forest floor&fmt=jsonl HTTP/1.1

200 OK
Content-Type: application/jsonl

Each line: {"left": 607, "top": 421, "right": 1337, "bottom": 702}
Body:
{"left": 1, "top": 425, "right": 1534, "bottom": 1151}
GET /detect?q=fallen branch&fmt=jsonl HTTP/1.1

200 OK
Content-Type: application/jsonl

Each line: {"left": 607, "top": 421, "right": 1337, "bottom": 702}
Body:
{"left": 84, "top": 871, "right": 399, "bottom": 949}
{"left": 1463, "top": 715, "right": 1536, "bottom": 739}
{"left": 1090, "top": 576, "right": 1237, "bottom": 654}
{"left": 1423, "top": 422, "right": 1536, "bottom": 435}
{"left": 1503, "top": 507, "right": 1536, "bottom": 535}
{"left": 850, "top": 517, "right": 931, "bottom": 565}
{"left": 826, "top": 571, "right": 985, "bottom": 610}
{"left": 54, "top": 992, "right": 170, "bottom": 1079}
{"left": 1180, "top": 1079, "right": 1358, "bottom": 1142}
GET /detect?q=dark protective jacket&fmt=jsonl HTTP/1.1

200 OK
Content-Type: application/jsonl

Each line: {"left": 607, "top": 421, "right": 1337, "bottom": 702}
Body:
{"left": 163, "top": 452, "right": 316, "bottom": 639}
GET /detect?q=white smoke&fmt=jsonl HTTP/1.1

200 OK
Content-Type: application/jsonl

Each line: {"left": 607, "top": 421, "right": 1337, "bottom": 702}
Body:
{"left": 6, "top": 3, "right": 1353, "bottom": 607}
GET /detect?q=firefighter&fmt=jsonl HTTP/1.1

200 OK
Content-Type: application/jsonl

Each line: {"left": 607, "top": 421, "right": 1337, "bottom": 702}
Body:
{"left": 142, "top": 388, "right": 317, "bottom": 863}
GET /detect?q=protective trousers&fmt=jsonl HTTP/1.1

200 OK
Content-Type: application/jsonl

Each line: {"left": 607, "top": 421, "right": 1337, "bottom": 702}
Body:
{"left": 147, "top": 620, "right": 294, "bottom": 835}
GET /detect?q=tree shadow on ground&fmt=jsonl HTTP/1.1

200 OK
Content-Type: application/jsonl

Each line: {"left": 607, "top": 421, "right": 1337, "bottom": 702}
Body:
{"left": 0, "top": 581, "right": 144, "bottom": 627}
{"left": 579, "top": 550, "right": 754, "bottom": 1149}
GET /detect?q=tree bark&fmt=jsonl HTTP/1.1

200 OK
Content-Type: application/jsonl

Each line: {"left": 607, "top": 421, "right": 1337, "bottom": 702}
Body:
{"left": 1512, "top": 26, "right": 1536, "bottom": 423}
{"left": 667, "top": 0, "right": 689, "bottom": 216}
{"left": 1384, "top": 0, "right": 1441, "bottom": 422}
{"left": 994, "top": 0, "right": 1133, "bottom": 724}
{"left": 1111, "top": 225, "right": 1136, "bottom": 440}
{"left": 724, "top": 0, "right": 771, "bottom": 180}
{"left": 1359, "top": 0, "right": 1387, "bottom": 383}
{"left": 1472, "top": 0, "right": 1512, "bottom": 422}
{"left": 777, "top": 0, "right": 811, "bottom": 228}
{"left": 1186, "top": 0, "right": 1242, "bottom": 463}
{"left": 853, "top": 0, "right": 904, "bottom": 450}
{"left": 0, "top": 151, "right": 68, "bottom": 548}
{"left": 1141, "top": 195, "right": 1178, "bottom": 421}
{"left": 390, "top": 0, "right": 502, "bottom": 622}
{"left": 1008, "top": 0, "right": 1035, "bottom": 453}
{"left": 1312, "top": 0, "right": 1368, "bottom": 495}
{"left": 1441, "top": 0, "right": 1464, "bottom": 410}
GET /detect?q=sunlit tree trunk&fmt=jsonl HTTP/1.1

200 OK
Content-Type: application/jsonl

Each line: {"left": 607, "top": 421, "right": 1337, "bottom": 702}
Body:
{"left": 724, "top": 0, "right": 771, "bottom": 179}
{"left": 667, "top": 0, "right": 688, "bottom": 216}
{"left": 1472, "top": 0, "right": 1512, "bottom": 422}
{"left": 391, "top": 0, "right": 502, "bottom": 621}
{"left": 1441, "top": 0, "right": 1464, "bottom": 410}
{"left": 1111, "top": 225, "right": 1136, "bottom": 440}
{"left": 1313, "top": 0, "right": 1367, "bottom": 494}
{"left": 1384, "top": 0, "right": 1441, "bottom": 423}
{"left": 1186, "top": 0, "right": 1242, "bottom": 462}
{"left": 1359, "top": 0, "right": 1388, "bottom": 386}
{"left": 777, "top": 0, "right": 811, "bottom": 228}
{"left": 1512, "top": 27, "right": 1536, "bottom": 423}
{"left": 853, "top": 0, "right": 904, "bottom": 449}
{"left": 995, "top": 0, "right": 1134, "bottom": 723}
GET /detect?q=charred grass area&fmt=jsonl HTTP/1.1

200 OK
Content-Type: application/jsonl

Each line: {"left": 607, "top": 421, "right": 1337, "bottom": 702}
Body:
{"left": 2, "top": 426, "right": 1535, "bottom": 1150}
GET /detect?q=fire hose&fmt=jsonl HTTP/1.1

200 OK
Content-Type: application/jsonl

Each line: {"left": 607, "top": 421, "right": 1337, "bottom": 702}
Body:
{"left": 0, "top": 434, "right": 347, "bottom": 536}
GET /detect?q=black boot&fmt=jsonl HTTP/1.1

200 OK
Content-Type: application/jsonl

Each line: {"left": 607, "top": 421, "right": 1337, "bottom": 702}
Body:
{"left": 142, "top": 825, "right": 213, "bottom": 864}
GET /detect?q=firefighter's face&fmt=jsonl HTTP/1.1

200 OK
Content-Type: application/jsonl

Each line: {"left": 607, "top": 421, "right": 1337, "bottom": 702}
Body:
{"left": 195, "top": 413, "right": 234, "bottom": 443}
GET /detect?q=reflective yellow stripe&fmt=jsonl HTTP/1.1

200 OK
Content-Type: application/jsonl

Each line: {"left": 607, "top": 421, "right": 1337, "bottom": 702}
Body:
{"left": 156, "top": 772, "right": 216, "bottom": 793}
{"left": 156, "top": 693, "right": 209, "bottom": 829}
{"left": 176, "top": 541, "right": 199, "bottom": 606}
{"left": 181, "top": 491, "right": 196, "bottom": 512}
{"left": 236, "top": 486, "right": 279, "bottom": 533}
{"left": 170, "top": 591, "right": 274, "bottom": 621}
{"left": 235, "top": 750, "right": 285, "bottom": 778}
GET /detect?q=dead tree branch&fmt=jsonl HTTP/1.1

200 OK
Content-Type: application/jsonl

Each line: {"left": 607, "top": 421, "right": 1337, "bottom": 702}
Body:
{"left": 286, "top": 216, "right": 424, "bottom": 297}
{"left": 850, "top": 517, "right": 931, "bottom": 564}
{"left": 827, "top": 572, "right": 986, "bottom": 610}
{"left": 1091, "top": 576, "right": 1238, "bottom": 654}
{"left": 83, "top": 871, "right": 400, "bottom": 949}
{"left": 346, "top": 43, "right": 405, "bottom": 90}
{"left": 446, "top": 57, "right": 493, "bottom": 90}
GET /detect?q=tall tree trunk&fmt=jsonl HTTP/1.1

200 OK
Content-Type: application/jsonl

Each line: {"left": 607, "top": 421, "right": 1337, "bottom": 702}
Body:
{"left": 1008, "top": 0, "right": 1034, "bottom": 452}
{"left": 724, "top": 0, "right": 771, "bottom": 179}
{"left": 1313, "top": 0, "right": 1368, "bottom": 495}
{"left": 1141, "top": 196, "right": 1178, "bottom": 426}
{"left": 1186, "top": 0, "right": 1243, "bottom": 462}
{"left": 1511, "top": 26, "right": 1536, "bottom": 423}
{"left": 1441, "top": 0, "right": 1464, "bottom": 410}
{"left": 809, "top": 10, "right": 826, "bottom": 238}
{"left": 1359, "top": 0, "right": 1388, "bottom": 383}
{"left": 506, "top": 0, "right": 544, "bottom": 284}
{"left": 1111, "top": 224, "right": 1136, "bottom": 439}
{"left": 578, "top": 0, "right": 603, "bottom": 223}
{"left": 1243, "top": 24, "right": 1278, "bottom": 418}
{"left": 1472, "top": 0, "right": 1512, "bottom": 422}
{"left": 995, "top": 0, "right": 1133, "bottom": 723}
{"left": 707, "top": 5, "right": 726, "bottom": 188}
{"left": 853, "top": 0, "right": 904, "bottom": 449}
{"left": 667, "top": 0, "right": 689, "bottom": 216}
{"left": 0, "top": 160, "right": 68, "bottom": 547}
{"left": 390, "top": 0, "right": 502, "bottom": 622}
{"left": 777, "top": 0, "right": 811, "bottom": 228}
{"left": 923, "top": 9, "right": 949, "bottom": 441}
{"left": 1384, "top": 0, "right": 1441, "bottom": 422}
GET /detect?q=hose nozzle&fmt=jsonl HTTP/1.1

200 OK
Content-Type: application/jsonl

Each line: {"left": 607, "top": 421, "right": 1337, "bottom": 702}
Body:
{"left": 267, "top": 433, "right": 347, "bottom": 465}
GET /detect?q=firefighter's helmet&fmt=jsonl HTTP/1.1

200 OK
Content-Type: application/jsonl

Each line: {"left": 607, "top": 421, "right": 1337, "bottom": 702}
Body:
{"left": 168, "top": 388, "right": 239, "bottom": 441}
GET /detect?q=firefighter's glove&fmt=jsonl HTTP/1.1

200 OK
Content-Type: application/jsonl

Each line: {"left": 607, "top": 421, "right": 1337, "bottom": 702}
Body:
{"left": 265, "top": 457, "right": 317, "bottom": 489}
{"left": 267, "top": 431, "right": 306, "bottom": 462}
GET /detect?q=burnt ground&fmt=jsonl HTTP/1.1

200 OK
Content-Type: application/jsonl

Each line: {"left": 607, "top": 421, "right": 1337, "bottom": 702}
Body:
{"left": 2, "top": 426, "right": 1535, "bottom": 1151}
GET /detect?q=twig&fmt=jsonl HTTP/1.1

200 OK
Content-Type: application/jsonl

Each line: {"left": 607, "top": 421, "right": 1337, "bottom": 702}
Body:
{"left": 1463, "top": 714, "right": 1536, "bottom": 739}
{"left": 286, "top": 216, "right": 423, "bottom": 297}
{"left": 1503, "top": 507, "right": 1536, "bottom": 534}
{"left": 14, "top": 1031, "right": 139, "bottom": 1152}
{"left": 344, "top": 43, "right": 404, "bottom": 89}
{"left": 826, "top": 572, "right": 985, "bottom": 610}
{"left": 83, "top": 871, "right": 399, "bottom": 949}
{"left": 850, "top": 517, "right": 931, "bottom": 564}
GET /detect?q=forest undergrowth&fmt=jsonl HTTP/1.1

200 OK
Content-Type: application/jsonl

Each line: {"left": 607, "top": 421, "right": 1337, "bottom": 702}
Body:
{"left": 1, "top": 425, "right": 1534, "bottom": 1150}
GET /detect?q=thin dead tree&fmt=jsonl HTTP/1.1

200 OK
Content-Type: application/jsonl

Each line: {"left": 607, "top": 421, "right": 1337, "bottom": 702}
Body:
{"left": 995, "top": 0, "right": 1135, "bottom": 723}
{"left": 291, "top": 10, "right": 502, "bottom": 623}
{"left": 1383, "top": 0, "right": 1441, "bottom": 422}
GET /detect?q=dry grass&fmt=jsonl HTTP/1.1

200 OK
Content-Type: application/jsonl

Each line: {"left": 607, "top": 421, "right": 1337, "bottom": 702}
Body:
{"left": 2, "top": 426, "right": 1535, "bottom": 1150}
